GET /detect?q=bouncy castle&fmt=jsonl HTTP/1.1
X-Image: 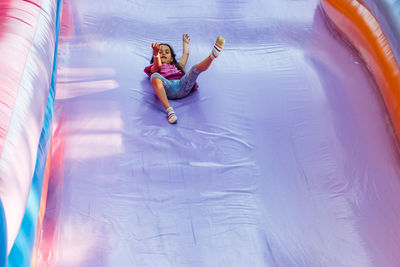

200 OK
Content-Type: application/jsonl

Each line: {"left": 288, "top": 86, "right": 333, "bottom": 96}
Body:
{"left": 1, "top": 0, "right": 400, "bottom": 266}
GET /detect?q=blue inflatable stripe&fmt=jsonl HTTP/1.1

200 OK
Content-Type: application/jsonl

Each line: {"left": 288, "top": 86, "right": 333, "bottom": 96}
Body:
{"left": 0, "top": 202, "right": 6, "bottom": 267}
{"left": 7, "top": 0, "right": 62, "bottom": 266}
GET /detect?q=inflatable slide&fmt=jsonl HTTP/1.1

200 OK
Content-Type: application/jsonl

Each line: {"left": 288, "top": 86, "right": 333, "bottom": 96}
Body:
{"left": 1, "top": 0, "right": 400, "bottom": 266}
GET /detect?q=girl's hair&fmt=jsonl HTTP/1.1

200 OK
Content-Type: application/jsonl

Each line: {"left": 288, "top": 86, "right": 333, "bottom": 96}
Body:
{"left": 150, "top": 43, "right": 185, "bottom": 74}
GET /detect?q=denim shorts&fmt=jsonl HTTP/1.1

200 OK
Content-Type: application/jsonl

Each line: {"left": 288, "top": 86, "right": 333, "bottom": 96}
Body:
{"left": 150, "top": 65, "right": 200, "bottom": 99}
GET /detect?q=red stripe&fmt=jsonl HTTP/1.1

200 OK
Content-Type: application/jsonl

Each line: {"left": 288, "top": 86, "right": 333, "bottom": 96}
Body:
{"left": 0, "top": 0, "right": 42, "bottom": 158}
{"left": 22, "top": 0, "right": 41, "bottom": 9}
{"left": 215, "top": 43, "right": 223, "bottom": 50}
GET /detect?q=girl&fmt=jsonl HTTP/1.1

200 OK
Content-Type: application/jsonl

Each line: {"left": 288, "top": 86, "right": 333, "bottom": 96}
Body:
{"left": 144, "top": 34, "right": 225, "bottom": 124}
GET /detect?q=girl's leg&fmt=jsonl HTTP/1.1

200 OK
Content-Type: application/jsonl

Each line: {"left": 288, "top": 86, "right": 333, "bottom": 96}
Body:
{"left": 195, "top": 56, "right": 214, "bottom": 72}
{"left": 151, "top": 77, "right": 177, "bottom": 124}
{"left": 195, "top": 36, "right": 225, "bottom": 72}
{"left": 177, "top": 36, "right": 226, "bottom": 98}
{"left": 151, "top": 77, "right": 170, "bottom": 109}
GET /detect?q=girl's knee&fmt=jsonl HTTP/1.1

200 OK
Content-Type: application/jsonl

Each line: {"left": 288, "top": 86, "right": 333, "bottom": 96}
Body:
{"left": 192, "top": 65, "right": 201, "bottom": 74}
{"left": 151, "top": 74, "right": 166, "bottom": 91}
{"left": 150, "top": 73, "right": 162, "bottom": 82}
{"left": 151, "top": 77, "right": 163, "bottom": 88}
{"left": 151, "top": 77, "right": 161, "bottom": 85}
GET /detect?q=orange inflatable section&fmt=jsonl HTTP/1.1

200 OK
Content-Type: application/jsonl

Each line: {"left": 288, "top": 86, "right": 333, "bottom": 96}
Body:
{"left": 321, "top": 0, "right": 400, "bottom": 142}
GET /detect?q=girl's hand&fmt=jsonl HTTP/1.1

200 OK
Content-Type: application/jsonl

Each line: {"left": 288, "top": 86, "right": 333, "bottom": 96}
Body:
{"left": 182, "top": 33, "right": 190, "bottom": 45}
{"left": 182, "top": 34, "right": 190, "bottom": 54}
{"left": 152, "top": 42, "right": 160, "bottom": 56}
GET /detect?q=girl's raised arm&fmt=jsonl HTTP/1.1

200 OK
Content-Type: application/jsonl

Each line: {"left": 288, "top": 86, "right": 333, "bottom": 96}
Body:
{"left": 150, "top": 42, "right": 162, "bottom": 73}
{"left": 179, "top": 33, "right": 190, "bottom": 69}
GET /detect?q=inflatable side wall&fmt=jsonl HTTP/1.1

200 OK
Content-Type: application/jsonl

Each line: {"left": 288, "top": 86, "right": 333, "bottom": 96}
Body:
{"left": 361, "top": 0, "right": 400, "bottom": 64}
{"left": 0, "top": 0, "right": 61, "bottom": 266}
{"left": 320, "top": 0, "right": 400, "bottom": 142}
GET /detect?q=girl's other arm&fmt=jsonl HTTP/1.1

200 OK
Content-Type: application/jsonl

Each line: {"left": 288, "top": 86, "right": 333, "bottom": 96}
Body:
{"left": 151, "top": 42, "right": 162, "bottom": 73}
{"left": 179, "top": 33, "right": 190, "bottom": 69}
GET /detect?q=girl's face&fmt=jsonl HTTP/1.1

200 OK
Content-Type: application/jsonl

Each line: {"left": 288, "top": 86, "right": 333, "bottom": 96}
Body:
{"left": 159, "top": 45, "right": 173, "bottom": 64}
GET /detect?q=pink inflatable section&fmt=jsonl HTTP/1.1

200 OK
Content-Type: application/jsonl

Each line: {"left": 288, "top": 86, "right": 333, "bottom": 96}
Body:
{"left": 0, "top": 0, "right": 58, "bottom": 261}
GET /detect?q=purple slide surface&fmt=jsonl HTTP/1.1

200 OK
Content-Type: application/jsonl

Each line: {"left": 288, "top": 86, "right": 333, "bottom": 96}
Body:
{"left": 41, "top": 0, "right": 400, "bottom": 266}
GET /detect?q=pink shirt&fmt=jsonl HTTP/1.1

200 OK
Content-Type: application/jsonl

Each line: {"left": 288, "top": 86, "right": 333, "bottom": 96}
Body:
{"left": 144, "top": 63, "right": 185, "bottom": 80}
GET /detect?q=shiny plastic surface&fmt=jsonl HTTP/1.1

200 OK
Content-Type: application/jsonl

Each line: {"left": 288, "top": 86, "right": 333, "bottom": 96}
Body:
{"left": 8, "top": 1, "right": 61, "bottom": 265}
{"left": 361, "top": 0, "right": 400, "bottom": 64}
{"left": 0, "top": 0, "right": 58, "bottom": 257}
{"left": 40, "top": 0, "right": 400, "bottom": 266}
{"left": 321, "top": 0, "right": 400, "bottom": 150}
